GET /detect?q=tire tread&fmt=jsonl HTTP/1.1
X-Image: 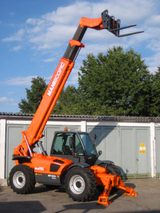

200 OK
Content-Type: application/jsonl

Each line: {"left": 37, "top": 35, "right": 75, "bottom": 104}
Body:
{"left": 9, "top": 165, "right": 35, "bottom": 194}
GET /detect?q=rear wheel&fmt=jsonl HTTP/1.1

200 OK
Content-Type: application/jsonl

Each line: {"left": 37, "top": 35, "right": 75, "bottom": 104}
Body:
{"left": 106, "top": 164, "right": 121, "bottom": 194}
{"left": 9, "top": 165, "right": 35, "bottom": 194}
{"left": 65, "top": 167, "right": 96, "bottom": 202}
{"left": 98, "top": 163, "right": 121, "bottom": 194}
{"left": 106, "top": 164, "right": 121, "bottom": 177}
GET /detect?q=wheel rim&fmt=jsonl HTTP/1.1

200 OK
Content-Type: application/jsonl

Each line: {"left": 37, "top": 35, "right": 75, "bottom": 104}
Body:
{"left": 13, "top": 171, "right": 26, "bottom": 189}
{"left": 69, "top": 175, "right": 85, "bottom": 195}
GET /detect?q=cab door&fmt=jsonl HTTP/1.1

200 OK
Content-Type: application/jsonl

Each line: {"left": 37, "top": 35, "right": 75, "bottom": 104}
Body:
{"left": 50, "top": 132, "right": 85, "bottom": 164}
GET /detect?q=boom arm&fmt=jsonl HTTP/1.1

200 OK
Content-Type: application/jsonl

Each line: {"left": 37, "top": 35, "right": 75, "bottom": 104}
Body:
{"left": 14, "top": 10, "right": 143, "bottom": 157}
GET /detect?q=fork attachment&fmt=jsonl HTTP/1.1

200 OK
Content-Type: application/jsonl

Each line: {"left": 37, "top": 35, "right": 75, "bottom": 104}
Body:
{"left": 90, "top": 165, "right": 137, "bottom": 205}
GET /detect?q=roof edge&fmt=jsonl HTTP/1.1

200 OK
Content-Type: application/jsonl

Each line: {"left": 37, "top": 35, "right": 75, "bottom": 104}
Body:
{"left": 0, "top": 112, "right": 160, "bottom": 123}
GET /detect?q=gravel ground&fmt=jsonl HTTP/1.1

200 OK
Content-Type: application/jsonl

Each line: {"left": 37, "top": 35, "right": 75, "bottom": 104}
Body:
{"left": 0, "top": 178, "right": 160, "bottom": 213}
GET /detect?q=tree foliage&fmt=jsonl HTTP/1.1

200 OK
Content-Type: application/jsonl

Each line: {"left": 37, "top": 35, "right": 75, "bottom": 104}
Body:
{"left": 18, "top": 77, "right": 47, "bottom": 113}
{"left": 150, "top": 67, "right": 160, "bottom": 116}
{"left": 78, "top": 47, "right": 151, "bottom": 116}
{"left": 52, "top": 85, "right": 80, "bottom": 115}
{"left": 18, "top": 47, "right": 160, "bottom": 117}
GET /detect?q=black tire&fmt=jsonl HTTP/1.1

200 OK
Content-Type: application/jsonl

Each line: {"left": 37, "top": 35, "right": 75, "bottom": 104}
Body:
{"left": 9, "top": 165, "right": 35, "bottom": 194}
{"left": 65, "top": 167, "right": 96, "bottom": 202}
{"left": 106, "top": 164, "right": 121, "bottom": 194}
{"left": 98, "top": 163, "right": 121, "bottom": 194}
{"left": 106, "top": 164, "right": 121, "bottom": 177}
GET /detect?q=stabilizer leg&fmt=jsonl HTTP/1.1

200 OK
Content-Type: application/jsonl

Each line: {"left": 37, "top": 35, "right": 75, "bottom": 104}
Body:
{"left": 117, "top": 180, "right": 138, "bottom": 197}
{"left": 90, "top": 165, "right": 137, "bottom": 206}
{"left": 97, "top": 176, "right": 113, "bottom": 205}
{"left": 96, "top": 172, "right": 120, "bottom": 205}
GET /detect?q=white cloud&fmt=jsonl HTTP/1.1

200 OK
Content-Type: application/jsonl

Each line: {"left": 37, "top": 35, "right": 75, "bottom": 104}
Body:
{"left": 147, "top": 39, "right": 160, "bottom": 52}
{"left": 41, "top": 2, "right": 92, "bottom": 24}
{"left": 26, "top": 18, "right": 38, "bottom": 25}
{"left": 8, "top": 91, "right": 14, "bottom": 95}
{"left": 2, "top": 0, "right": 160, "bottom": 75}
{"left": 2, "top": 1, "right": 156, "bottom": 52}
{"left": 11, "top": 45, "right": 22, "bottom": 52}
{"left": 28, "top": 24, "right": 76, "bottom": 51}
{"left": 2, "top": 75, "right": 52, "bottom": 86}
{"left": 2, "top": 29, "right": 24, "bottom": 42}
{"left": 0, "top": 97, "right": 9, "bottom": 103}
{"left": 145, "top": 15, "right": 160, "bottom": 27}
{"left": 44, "top": 58, "right": 55, "bottom": 62}
{"left": 0, "top": 97, "right": 17, "bottom": 106}
{"left": 3, "top": 76, "right": 37, "bottom": 86}
{"left": 65, "top": 67, "right": 79, "bottom": 88}
{"left": 145, "top": 52, "right": 160, "bottom": 73}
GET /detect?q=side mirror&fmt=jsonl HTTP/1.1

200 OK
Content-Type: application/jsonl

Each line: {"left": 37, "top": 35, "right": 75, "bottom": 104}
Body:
{"left": 94, "top": 134, "right": 97, "bottom": 140}
{"left": 98, "top": 150, "right": 102, "bottom": 157}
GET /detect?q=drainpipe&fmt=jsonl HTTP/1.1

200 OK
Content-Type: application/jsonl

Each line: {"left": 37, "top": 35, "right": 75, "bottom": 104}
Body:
{"left": 0, "top": 119, "right": 7, "bottom": 185}
{"left": 150, "top": 122, "right": 156, "bottom": 178}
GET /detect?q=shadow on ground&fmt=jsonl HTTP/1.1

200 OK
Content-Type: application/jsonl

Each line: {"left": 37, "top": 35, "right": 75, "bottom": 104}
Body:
{"left": 55, "top": 204, "right": 160, "bottom": 213}
{"left": 0, "top": 201, "right": 46, "bottom": 213}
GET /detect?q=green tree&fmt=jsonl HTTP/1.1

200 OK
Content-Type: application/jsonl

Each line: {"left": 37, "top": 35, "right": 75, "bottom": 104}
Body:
{"left": 52, "top": 85, "right": 80, "bottom": 115}
{"left": 78, "top": 47, "right": 151, "bottom": 116}
{"left": 19, "top": 47, "right": 155, "bottom": 117}
{"left": 150, "top": 67, "right": 160, "bottom": 116}
{"left": 18, "top": 77, "right": 47, "bottom": 113}
{"left": 77, "top": 53, "right": 107, "bottom": 115}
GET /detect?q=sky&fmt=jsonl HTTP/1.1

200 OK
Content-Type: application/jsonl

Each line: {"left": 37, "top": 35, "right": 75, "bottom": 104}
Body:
{"left": 0, "top": 0, "right": 160, "bottom": 113}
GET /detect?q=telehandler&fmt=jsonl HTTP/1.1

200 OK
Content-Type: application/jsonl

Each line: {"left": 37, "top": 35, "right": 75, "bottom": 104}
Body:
{"left": 10, "top": 10, "right": 143, "bottom": 205}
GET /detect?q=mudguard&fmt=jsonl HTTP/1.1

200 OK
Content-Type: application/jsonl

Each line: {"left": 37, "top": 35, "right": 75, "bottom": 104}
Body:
{"left": 68, "top": 162, "right": 90, "bottom": 170}
{"left": 96, "top": 159, "right": 114, "bottom": 166}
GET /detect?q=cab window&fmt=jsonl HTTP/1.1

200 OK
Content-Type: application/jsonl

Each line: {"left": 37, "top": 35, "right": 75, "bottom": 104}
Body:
{"left": 51, "top": 133, "right": 84, "bottom": 156}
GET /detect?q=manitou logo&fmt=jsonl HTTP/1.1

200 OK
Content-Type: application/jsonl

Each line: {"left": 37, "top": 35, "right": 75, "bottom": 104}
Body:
{"left": 35, "top": 167, "right": 44, "bottom": 171}
{"left": 47, "top": 61, "right": 65, "bottom": 97}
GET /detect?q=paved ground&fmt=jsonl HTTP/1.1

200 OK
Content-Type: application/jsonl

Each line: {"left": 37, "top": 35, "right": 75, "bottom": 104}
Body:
{"left": 0, "top": 178, "right": 160, "bottom": 213}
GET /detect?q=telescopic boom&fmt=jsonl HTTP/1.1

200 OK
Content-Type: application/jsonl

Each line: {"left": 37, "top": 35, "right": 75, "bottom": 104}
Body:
{"left": 14, "top": 10, "right": 143, "bottom": 157}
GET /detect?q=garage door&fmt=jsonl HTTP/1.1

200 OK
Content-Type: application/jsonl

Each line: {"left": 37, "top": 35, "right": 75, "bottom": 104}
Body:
{"left": 87, "top": 125, "right": 151, "bottom": 178}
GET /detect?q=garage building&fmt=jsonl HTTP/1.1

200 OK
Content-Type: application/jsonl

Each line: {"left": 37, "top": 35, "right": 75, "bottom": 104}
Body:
{"left": 0, "top": 113, "right": 160, "bottom": 185}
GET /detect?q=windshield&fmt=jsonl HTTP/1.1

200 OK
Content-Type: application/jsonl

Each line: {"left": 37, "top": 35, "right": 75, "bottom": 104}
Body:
{"left": 79, "top": 133, "right": 97, "bottom": 155}
{"left": 51, "top": 132, "right": 84, "bottom": 156}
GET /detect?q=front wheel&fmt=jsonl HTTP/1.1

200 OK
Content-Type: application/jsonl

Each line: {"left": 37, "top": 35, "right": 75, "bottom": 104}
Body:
{"left": 9, "top": 165, "right": 35, "bottom": 194}
{"left": 65, "top": 167, "right": 96, "bottom": 202}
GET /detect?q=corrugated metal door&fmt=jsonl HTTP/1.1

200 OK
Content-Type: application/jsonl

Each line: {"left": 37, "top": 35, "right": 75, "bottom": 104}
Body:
{"left": 121, "top": 127, "right": 151, "bottom": 178}
{"left": 6, "top": 125, "right": 25, "bottom": 178}
{"left": 45, "top": 125, "right": 62, "bottom": 154}
{"left": 121, "top": 127, "right": 136, "bottom": 176}
{"left": 135, "top": 128, "right": 151, "bottom": 178}
{"left": 87, "top": 126, "right": 120, "bottom": 165}
{"left": 88, "top": 125, "right": 151, "bottom": 178}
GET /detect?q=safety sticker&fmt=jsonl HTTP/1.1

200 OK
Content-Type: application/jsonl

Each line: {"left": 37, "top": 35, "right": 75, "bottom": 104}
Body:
{"left": 139, "top": 143, "right": 146, "bottom": 154}
{"left": 48, "top": 175, "right": 56, "bottom": 179}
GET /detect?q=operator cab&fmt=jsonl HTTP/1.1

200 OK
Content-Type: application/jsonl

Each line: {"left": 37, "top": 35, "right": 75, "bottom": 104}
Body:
{"left": 50, "top": 131, "right": 99, "bottom": 166}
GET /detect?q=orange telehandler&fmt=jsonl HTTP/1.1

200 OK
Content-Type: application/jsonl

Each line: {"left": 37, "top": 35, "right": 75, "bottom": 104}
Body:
{"left": 9, "top": 10, "right": 143, "bottom": 205}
